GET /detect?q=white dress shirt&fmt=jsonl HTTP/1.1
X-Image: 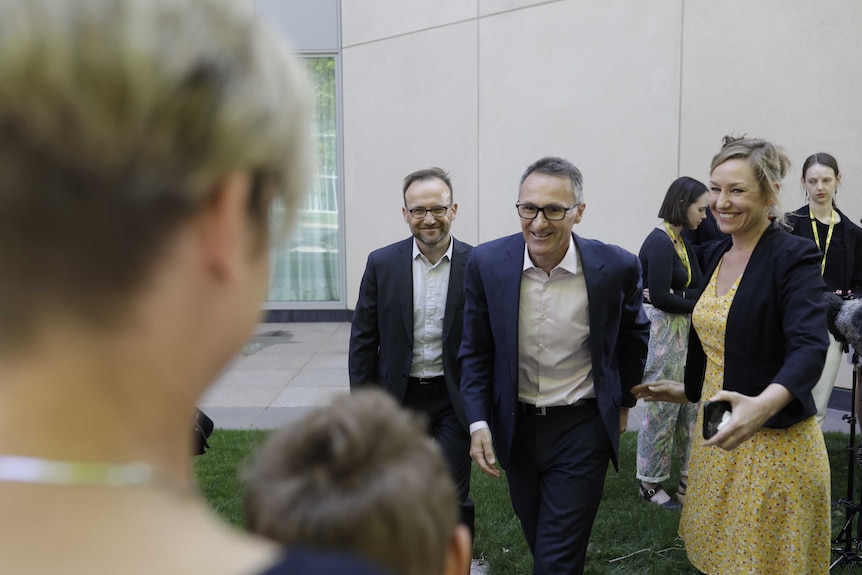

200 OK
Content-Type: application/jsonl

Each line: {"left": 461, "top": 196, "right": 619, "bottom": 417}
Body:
{"left": 469, "top": 237, "right": 595, "bottom": 435}
{"left": 518, "top": 237, "right": 595, "bottom": 406}
{"left": 408, "top": 238, "right": 453, "bottom": 378}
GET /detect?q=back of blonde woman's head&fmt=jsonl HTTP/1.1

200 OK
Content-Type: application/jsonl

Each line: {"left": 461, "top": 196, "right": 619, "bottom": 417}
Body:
{"left": 0, "top": 0, "right": 311, "bottom": 351}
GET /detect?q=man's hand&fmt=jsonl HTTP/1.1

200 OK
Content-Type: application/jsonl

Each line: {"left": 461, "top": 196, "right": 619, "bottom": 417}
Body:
{"left": 470, "top": 428, "right": 500, "bottom": 478}
{"left": 619, "top": 407, "right": 629, "bottom": 434}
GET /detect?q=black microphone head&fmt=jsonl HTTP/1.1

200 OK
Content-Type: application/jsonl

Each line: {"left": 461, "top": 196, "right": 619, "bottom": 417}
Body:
{"left": 824, "top": 293, "right": 848, "bottom": 344}
{"left": 836, "top": 298, "right": 862, "bottom": 350}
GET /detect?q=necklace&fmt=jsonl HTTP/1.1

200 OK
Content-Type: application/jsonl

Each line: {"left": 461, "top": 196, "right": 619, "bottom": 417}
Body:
{"left": 0, "top": 455, "right": 188, "bottom": 491}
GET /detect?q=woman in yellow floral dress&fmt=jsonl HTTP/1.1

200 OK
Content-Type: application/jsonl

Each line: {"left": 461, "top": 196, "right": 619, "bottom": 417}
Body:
{"left": 633, "top": 136, "right": 831, "bottom": 574}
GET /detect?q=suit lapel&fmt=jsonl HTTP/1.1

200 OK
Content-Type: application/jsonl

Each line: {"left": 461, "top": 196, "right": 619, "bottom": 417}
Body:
{"left": 575, "top": 235, "right": 608, "bottom": 373}
{"left": 499, "top": 236, "right": 525, "bottom": 382}
{"left": 396, "top": 239, "right": 414, "bottom": 346}
{"left": 443, "top": 239, "right": 467, "bottom": 340}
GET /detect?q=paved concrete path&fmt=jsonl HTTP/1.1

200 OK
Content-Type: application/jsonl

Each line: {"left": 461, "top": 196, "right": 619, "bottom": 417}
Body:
{"left": 201, "top": 322, "right": 855, "bottom": 434}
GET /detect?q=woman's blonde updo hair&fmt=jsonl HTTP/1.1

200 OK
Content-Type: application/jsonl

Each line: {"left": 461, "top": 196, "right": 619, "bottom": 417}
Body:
{"left": 710, "top": 135, "right": 791, "bottom": 227}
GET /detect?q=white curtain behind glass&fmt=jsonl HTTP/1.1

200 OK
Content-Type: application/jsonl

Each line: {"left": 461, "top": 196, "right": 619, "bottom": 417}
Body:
{"left": 268, "top": 57, "right": 340, "bottom": 302}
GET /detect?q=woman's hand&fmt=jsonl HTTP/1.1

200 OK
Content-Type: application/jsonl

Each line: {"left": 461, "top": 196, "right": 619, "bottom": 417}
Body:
{"left": 703, "top": 384, "right": 793, "bottom": 451}
{"left": 632, "top": 380, "right": 687, "bottom": 403}
{"left": 643, "top": 288, "right": 651, "bottom": 303}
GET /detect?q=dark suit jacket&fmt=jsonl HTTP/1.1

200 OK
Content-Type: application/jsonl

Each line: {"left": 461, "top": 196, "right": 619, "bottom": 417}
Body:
{"left": 348, "top": 237, "right": 472, "bottom": 429}
{"left": 458, "top": 233, "right": 649, "bottom": 469}
{"left": 787, "top": 205, "right": 862, "bottom": 294}
{"left": 684, "top": 225, "right": 828, "bottom": 428}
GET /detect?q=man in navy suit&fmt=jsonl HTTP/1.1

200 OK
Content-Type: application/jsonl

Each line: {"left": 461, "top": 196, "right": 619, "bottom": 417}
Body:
{"left": 460, "top": 157, "right": 649, "bottom": 574}
{"left": 349, "top": 167, "right": 474, "bottom": 537}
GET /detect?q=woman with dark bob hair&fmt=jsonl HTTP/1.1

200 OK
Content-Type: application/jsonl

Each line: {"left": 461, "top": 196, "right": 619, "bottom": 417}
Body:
{"left": 636, "top": 177, "right": 708, "bottom": 509}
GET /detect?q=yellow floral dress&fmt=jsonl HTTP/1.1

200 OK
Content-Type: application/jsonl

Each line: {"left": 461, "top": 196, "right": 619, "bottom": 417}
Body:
{"left": 679, "top": 265, "right": 831, "bottom": 575}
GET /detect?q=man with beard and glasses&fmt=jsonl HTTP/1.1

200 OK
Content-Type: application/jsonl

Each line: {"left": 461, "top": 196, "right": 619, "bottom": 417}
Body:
{"left": 350, "top": 167, "right": 475, "bottom": 542}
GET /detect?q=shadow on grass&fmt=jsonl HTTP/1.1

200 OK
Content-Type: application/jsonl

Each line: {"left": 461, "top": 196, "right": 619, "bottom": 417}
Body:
{"left": 194, "top": 429, "right": 859, "bottom": 574}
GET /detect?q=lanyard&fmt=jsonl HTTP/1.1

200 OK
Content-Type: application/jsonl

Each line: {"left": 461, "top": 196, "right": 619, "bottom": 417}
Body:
{"left": 809, "top": 208, "right": 835, "bottom": 276}
{"left": 664, "top": 222, "right": 691, "bottom": 288}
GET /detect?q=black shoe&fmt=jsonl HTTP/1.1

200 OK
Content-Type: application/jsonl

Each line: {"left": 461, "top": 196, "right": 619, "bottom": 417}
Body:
{"left": 639, "top": 482, "right": 682, "bottom": 510}
{"left": 676, "top": 479, "right": 687, "bottom": 505}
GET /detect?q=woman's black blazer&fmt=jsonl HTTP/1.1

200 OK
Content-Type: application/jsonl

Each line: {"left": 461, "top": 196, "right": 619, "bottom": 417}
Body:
{"left": 684, "top": 225, "right": 828, "bottom": 428}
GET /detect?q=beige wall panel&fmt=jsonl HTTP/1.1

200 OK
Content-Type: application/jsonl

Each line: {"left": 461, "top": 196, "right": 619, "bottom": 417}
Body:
{"left": 680, "top": 0, "right": 862, "bottom": 222}
{"left": 342, "top": 22, "right": 479, "bottom": 304}
{"left": 341, "top": 0, "right": 477, "bottom": 47}
{"left": 478, "top": 0, "right": 683, "bottom": 254}
{"left": 479, "top": 0, "right": 559, "bottom": 17}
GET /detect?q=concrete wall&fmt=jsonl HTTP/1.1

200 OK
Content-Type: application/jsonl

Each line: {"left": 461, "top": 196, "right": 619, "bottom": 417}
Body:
{"left": 340, "top": 0, "right": 862, "bottom": 306}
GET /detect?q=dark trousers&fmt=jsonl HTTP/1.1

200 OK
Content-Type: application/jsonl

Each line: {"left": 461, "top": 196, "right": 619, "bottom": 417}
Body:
{"left": 506, "top": 401, "right": 611, "bottom": 575}
{"left": 403, "top": 379, "right": 475, "bottom": 538}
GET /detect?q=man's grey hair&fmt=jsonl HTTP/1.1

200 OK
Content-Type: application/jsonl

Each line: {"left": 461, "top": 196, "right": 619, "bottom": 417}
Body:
{"left": 520, "top": 156, "right": 584, "bottom": 205}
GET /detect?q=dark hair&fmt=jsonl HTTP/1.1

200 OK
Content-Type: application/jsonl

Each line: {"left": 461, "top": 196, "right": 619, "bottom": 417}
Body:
{"left": 402, "top": 167, "right": 453, "bottom": 202}
{"left": 802, "top": 153, "right": 840, "bottom": 179}
{"left": 519, "top": 156, "right": 584, "bottom": 204}
{"left": 657, "top": 176, "right": 708, "bottom": 229}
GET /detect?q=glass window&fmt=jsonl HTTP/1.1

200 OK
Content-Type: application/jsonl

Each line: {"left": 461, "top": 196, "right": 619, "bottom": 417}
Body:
{"left": 267, "top": 56, "right": 341, "bottom": 303}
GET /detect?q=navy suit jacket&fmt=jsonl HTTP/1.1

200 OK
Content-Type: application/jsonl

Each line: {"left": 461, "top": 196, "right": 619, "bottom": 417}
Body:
{"left": 458, "top": 233, "right": 649, "bottom": 469}
{"left": 348, "top": 237, "right": 472, "bottom": 429}
{"left": 684, "top": 225, "right": 828, "bottom": 428}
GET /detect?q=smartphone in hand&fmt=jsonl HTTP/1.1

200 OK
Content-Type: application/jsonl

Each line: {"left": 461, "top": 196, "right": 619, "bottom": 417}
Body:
{"left": 703, "top": 400, "right": 732, "bottom": 440}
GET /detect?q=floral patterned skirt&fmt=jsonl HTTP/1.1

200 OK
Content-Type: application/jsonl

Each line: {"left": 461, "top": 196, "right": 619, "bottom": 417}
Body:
{"left": 636, "top": 304, "right": 697, "bottom": 482}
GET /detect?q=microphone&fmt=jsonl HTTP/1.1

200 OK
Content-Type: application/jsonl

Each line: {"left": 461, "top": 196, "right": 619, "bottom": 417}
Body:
{"left": 825, "top": 292, "right": 862, "bottom": 350}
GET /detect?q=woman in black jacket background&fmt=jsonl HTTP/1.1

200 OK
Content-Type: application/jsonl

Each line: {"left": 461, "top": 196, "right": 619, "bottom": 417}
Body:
{"left": 788, "top": 152, "right": 862, "bottom": 426}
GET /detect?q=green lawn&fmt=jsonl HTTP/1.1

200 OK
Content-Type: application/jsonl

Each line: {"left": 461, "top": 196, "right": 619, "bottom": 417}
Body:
{"left": 195, "top": 430, "right": 860, "bottom": 574}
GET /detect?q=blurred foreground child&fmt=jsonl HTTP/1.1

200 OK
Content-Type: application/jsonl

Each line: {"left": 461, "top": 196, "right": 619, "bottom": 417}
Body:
{"left": 244, "top": 389, "right": 473, "bottom": 575}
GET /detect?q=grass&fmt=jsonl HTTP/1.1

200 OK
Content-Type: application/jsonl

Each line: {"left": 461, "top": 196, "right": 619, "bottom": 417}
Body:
{"left": 193, "top": 429, "right": 269, "bottom": 526}
{"left": 195, "top": 430, "right": 861, "bottom": 574}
